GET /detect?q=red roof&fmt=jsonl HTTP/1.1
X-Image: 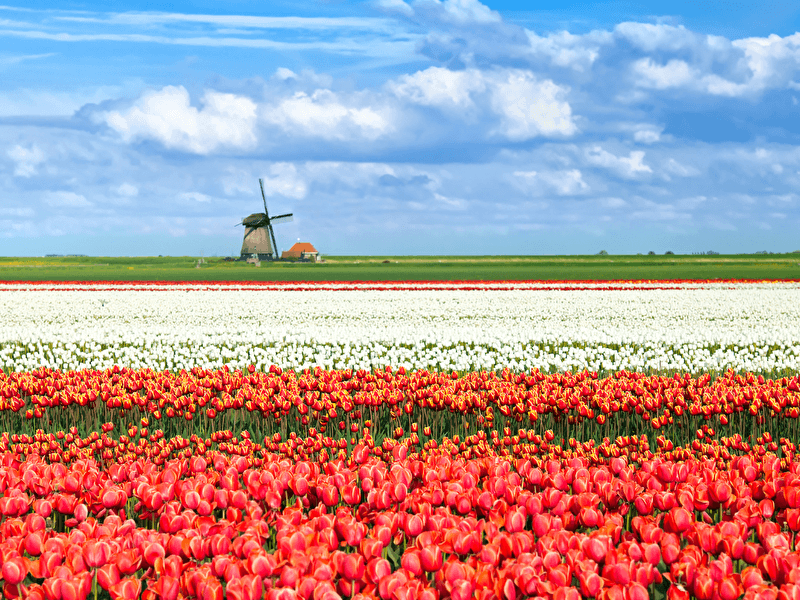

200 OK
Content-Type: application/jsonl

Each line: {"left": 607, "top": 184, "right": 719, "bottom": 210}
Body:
{"left": 288, "top": 242, "right": 318, "bottom": 253}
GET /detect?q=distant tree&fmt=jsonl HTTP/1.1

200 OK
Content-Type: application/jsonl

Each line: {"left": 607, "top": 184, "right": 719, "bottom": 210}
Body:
{"left": 648, "top": 251, "right": 655, "bottom": 255}
{"left": 665, "top": 251, "right": 674, "bottom": 255}
{"left": 597, "top": 250, "right": 609, "bottom": 255}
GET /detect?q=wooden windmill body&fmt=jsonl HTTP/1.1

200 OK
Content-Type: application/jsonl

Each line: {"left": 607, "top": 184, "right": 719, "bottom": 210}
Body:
{"left": 238, "top": 179, "right": 293, "bottom": 260}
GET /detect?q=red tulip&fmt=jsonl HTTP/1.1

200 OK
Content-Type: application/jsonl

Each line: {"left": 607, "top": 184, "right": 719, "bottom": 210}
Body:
{"left": 1, "top": 557, "right": 26, "bottom": 585}
{"left": 419, "top": 544, "right": 443, "bottom": 572}
{"left": 583, "top": 537, "right": 608, "bottom": 563}
{"left": 779, "top": 584, "right": 800, "bottom": 600}
{"left": 97, "top": 564, "right": 121, "bottom": 590}
{"left": 83, "top": 539, "right": 112, "bottom": 568}
{"left": 693, "top": 570, "right": 714, "bottom": 600}
{"left": 404, "top": 514, "right": 424, "bottom": 537}
{"left": 247, "top": 553, "right": 278, "bottom": 578}
{"left": 553, "top": 587, "right": 581, "bottom": 600}
{"left": 25, "top": 531, "right": 44, "bottom": 556}
{"left": 366, "top": 558, "right": 391, "bottom": 584}
{"left": 718, "top": 576, "right": 743, "bottom": 600}
{"left": 142, "top": 541, "right": 166, "bottom": 566}
{"left": 149, "top": 576, "right": 179, "bottom": 600}
{"left": 742, "top": 566, "right": 764, "bottom": 589}
{"left": 576, "top": 571, "right": 602, "bottom": 597}
{"left": 664, "top": 507, "right": 692, "bottom": 534}
{"left": 401, "top": 550, "right": 423, "bottom": 576}
{"left": 505, "top": 507, "right": 526, "bottom": 533}
{"left": 627, "top": 583, "right": 649, "bottom": 600}
{"left": 451, "top": 580, "right": 474, "bottom": 600}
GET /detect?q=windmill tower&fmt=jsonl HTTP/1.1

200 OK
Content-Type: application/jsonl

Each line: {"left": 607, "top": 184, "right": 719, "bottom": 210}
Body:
{"left": 238, "top": 179, "right": 293, "bottom": 260}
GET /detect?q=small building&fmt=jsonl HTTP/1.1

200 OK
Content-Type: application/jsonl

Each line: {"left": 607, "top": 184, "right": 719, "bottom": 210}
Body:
{"left": 281, "top": 242, "right": 320, "bottom": 261}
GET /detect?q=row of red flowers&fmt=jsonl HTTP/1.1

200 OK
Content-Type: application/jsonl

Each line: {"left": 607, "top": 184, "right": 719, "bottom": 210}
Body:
{"left": 0, "top": 367, "right": 798, "bottom": 464}
{"left": 2, "top": 279, "right": 796, "bottom": 285}
{"left": 0, "top": 366, "right": 799, "bottom": 600}
{"left": 1, "top": 442, "right": 800, "bottom": 600}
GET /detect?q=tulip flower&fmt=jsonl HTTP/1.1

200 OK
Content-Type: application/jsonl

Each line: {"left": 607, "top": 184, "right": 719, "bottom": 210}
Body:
{"left": 1, "top": 557, "right": 26, "bottom": 585}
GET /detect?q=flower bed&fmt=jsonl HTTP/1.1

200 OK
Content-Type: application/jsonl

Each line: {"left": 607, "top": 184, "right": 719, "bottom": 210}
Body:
{"left": 2, "top": 281, "right": 800, "bottom": 375}
{"left": 0, "top": 366, "right": 799, "bottom": 599}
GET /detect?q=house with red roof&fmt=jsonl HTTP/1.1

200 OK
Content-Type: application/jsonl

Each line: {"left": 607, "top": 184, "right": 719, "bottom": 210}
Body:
{"left": 281, "top": 242, "right": 320, "bottom": 261}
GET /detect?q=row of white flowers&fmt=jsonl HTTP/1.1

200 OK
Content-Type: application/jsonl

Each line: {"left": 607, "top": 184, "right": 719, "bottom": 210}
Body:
{"left": 1, "top": 283, "right": 799, "bottom": 375}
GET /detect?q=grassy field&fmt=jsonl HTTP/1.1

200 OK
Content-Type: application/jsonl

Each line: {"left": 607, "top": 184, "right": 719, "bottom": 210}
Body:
{"left": 0, "top": 254, "right": 798, "bottom": 281}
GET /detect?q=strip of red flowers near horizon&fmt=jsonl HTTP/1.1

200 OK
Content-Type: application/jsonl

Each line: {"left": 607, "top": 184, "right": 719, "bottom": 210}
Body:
{"left": 1, "top": 366, "right": 800, "bottom": 600}
{"left": 0, "top": 280, "right": 796, "bottom": 292}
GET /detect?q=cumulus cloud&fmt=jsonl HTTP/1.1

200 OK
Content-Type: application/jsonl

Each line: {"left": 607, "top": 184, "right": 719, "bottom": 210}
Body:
{"left": 103, "top": 86, "right": 258, "bottom": 154}
{"left": 263, "top": 90, "right": 392, "bottom": 141}
{"left": 260, "top": 163, "right": 307, "bottom": 200}
{"left": 633, "top": 128, "right": 662, "bottom": 144}
{"left": 633, "top": 58, "right": 695, "bottom": 90}
{"left": 526, "top": 30, "right": 612, "bottom": 72}
{"left": 623, "top": 25, "right": 800, "bottom": 98}
{"left": 389, "top": 67, "right": 485, "bottom": 109}
{"left": 615, "top": 22, "right": 700, "bottom": 53}
{"left": 416, "top": 0, "right": 501, "bottom": 24}
{"left": 8, "top": 144, "right": 45, "bottom": 177}
{"left": 489, "top": 71, "right": 576, "bottom": 140}
{"left": 585, "top": 146, "right": 652, "bottom": 179}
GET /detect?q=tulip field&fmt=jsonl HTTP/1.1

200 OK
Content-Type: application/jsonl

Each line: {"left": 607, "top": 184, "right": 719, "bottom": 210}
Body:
{"left": 2, "top": 281, "right": 800, "bottom": 600}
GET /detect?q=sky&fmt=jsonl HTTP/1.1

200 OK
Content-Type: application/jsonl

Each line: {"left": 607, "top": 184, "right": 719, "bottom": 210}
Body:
{"left": 2, "top": 0, "right": 800, "bottom": 256}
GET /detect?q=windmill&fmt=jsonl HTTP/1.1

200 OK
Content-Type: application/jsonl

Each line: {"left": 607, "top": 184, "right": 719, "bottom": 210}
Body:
{"left": 237, "top": 179, "right": 293, "bottom": 260}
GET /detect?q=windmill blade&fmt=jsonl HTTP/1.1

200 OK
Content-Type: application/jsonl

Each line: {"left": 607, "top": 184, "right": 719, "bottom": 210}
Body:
{"left": 259, "top": 178, "right": 269, "bottom": 217}
{"left": 268, "top": 223, "right": 279, "bottom": 259}
{"left": 269, "top": 213, "right": 293, "bottom": 225}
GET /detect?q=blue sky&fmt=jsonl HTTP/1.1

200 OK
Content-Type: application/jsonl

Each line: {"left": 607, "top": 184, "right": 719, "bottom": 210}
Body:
{"left": 2, "top": 0, "right": 800, "bottom": 256}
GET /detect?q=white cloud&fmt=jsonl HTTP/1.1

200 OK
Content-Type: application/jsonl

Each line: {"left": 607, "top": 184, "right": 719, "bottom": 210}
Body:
{"left": 374, "top": 0, "right": 414, "bottom": 16}
{"left": 615, "top": 22, "right": 699, "bottom": 53}
{"left": 514, "top": 169, "right": 588, "bottom": 195}
{"left": 260, "top": 163, "right": 307, "bottom": 200}
{"left": 489, "top": 71, "right": 577, "bottom": 140}
{"left": 585, "top": 146, "right": 652, "bottom": 179}
{"left": 415, "top": 0, "right": 501, "bottom": 24}
{"left": 389, "top": 67, "right": 485, "bottom": 109}
{"left": 7, "top": 144, "right": 45, "bottom": 177}
{"left": 632, "top": 58, "right": 695, "bottom": 90}
{"left": 263, "top": 90, "right": 392, "bottom": 141}
{"left": 525, "top": 29, "right": 612, "bottom": 72}
{"left": 274, "top": 67, "right": 297, "bottom": 81}
{"left": 625, "top": 28, "right": 800, "bottom": 98}
{"left": 103, "top": 86, "right": 258, "bottom": 154}
{"left": 731, "top": 33, "right": 800, "bottom": 95}
{"left": 179, "top": 192, "right": 212, "bottom": 203}
{"left": 116, "top": 183, "right": 138, "bottom": 197}
{"left": 634, "top": 128, "right": 661, "bottom": 144}
{"left": 44, "top": 191, "right": 91, "bottom": 208}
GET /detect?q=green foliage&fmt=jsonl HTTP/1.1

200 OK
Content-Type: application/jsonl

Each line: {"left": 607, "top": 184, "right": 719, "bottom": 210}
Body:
{"left": 0, "top": 254, "right": 798, "bottom": 281}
